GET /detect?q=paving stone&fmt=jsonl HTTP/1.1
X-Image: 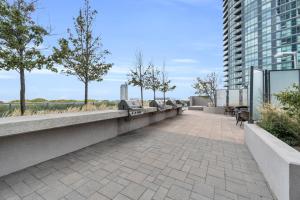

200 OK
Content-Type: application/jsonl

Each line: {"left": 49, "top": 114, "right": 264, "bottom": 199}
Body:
{"left": 206, "top": 175, "right": 226, "bottom": 189}
{"left": 11, "top": 182, "right": 34, "bottom": 197}
{"left": 121, "top": 182, "right": 146, "bottom": 200}
{"left": 88, "top": 192, "right": 110, "bottom": 200}
{"left": 125, "top": 171, "right": 147, "bottom": 184}
{"left": 169, "top": 169, "right": 187, "bottom": 181}
{"left": 113, "top": 194, "right": 131, "bottom": 200}
{"left": 76, "top": 180, "right": 102, "bottom": 197}
{"left": 152, "top": 186, "right": 168, "bottom": 200}
{"left": 193, "top": 182, "right": 214, "bottom": 199}
{"left": 65, "top": 191, "right": 86, "bottom": 200}
{"left": 139, "top": 189, "right": 155, "bottom": 200}
{"left": 190, "top": 192, "right": 212, "bottom": 200}
{"left": 60, "top": 172, "right": 83, "bottom": 185}
{"left": 167, "top": 185, "right": 191, "bottom": 200}
{"left": 98, "top": 182, "right": 124, "bottom": 199}
{"left": 23, "top": 193, "right": 44, "bottom": 200}
{"left": 189, "top": 166, "right": 207, "bottom": 178}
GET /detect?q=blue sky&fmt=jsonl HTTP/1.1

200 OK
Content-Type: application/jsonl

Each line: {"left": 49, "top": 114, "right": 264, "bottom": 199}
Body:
{"left": 0, "top": 0, "right": 223, "bottom": 101}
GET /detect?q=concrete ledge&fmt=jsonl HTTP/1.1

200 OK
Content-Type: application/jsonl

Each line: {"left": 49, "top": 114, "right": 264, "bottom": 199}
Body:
{"left": 0, "top": 110, "right": 128, "bottom": 138}
{"left": 0, "top": 108, "right": 181, "bottom": 177}
{"left": 245, "top": 124, "right": 300, "bottom": 200}
{"left": 203, "top": 107, "right": 225, "bottom": 115}
{"left": 188, "top": 106, "right": 204, "bottom": 111}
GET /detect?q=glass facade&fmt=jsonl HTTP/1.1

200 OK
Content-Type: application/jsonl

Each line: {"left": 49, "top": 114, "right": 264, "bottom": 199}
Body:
{"left": 223, "top": 0, "right": 300, "bottom": 89}
{"left": 223, "top": 0, "right": 243, "bottom": 89}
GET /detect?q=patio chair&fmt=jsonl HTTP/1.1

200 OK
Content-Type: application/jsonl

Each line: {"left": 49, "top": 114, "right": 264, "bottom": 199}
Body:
{"left": 236, "top": 110, "right": 249, "bottom": 127}
{"left": 224, "top": 106, "right": 235, "bottom": 116}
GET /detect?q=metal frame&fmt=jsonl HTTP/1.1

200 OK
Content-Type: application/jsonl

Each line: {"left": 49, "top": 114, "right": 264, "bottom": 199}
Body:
{"left": 249, "top": 68, "right": 300, "bottom": 123}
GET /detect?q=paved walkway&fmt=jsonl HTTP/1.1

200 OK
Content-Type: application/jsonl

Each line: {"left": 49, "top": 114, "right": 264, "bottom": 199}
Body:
{"left": 0, "top": 111, "right": 274, "bottom": 200}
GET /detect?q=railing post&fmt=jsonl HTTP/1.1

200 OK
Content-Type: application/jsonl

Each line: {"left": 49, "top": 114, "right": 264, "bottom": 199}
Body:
{"left": 249, "top": 66, "right": 254, "bottom": 124}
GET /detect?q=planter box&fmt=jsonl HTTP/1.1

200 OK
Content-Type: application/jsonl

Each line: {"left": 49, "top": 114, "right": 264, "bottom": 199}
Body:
{"left": 245, "top": 124, "right": 300, "bottom": 200}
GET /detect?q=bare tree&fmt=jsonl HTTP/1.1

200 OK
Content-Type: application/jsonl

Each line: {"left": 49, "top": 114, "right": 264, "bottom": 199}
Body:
{"left": 159, "top": 62, "right": 176, "bottom": 104}
{"left": 193, "top": 72, "right": 218, "bottom": 107}
{"left": 145, "top": 62, "right": 161, "bottom": 100}
{"left": 127, "top": 51, "right": 149, "bottom": 106}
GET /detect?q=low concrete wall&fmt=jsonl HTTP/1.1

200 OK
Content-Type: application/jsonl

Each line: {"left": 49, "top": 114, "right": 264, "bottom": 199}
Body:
{"left": 203, "top": 107, "right": 225, "bottom": 115}
{"left": 189, "top": 96, "right": 210, "bottom": 106}
{"left": 188, "top": 106, "right": 204, "bottom": 111}
{"left": 245, "top": 124, "right": 300, "bottom": 200}
{"left": 0, "top": 108, "right": 180, "bottom": 177}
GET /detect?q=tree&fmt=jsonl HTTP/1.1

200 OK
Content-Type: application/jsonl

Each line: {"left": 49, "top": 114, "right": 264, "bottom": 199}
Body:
{"left": 127, "top": 51, "right": 148, "bottom": 106}
{"left": 0, "top": 0, "right": 56, "bottom": 115}
{"left": 193, "top": 72, "right": 218, "bottom": 107}
{"left": 145, "top": 62, "right": 161, "bottom": 100}
{"left": 159, "top": 62, "right": 176, "bottom": 104}
{"left": 53, "top": 0, "right": 112, "bottom": 105}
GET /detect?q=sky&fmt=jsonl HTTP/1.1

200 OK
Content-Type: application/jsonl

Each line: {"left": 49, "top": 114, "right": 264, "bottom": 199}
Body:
{"left": 0, "top": 0, "right": 223, "bottom": 101}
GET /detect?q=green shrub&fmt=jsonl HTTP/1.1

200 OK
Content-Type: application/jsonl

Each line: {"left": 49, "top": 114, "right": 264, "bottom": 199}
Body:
{"left": 275, "top": 84, "right": 300, "bottom": 122}
{"left": 259, "top": 105, "right": 300, "bottom": 146}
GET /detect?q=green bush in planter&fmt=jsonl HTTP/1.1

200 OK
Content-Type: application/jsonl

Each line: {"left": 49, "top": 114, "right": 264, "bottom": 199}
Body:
{"left": 275, "top": 84, "right": 300, "bottom": 122}
{"left": 259, "top": 105, "right": 300, "bottom": 146}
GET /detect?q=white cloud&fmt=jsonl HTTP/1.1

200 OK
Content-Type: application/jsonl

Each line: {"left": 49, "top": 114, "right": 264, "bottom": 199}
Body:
{"left": 109, "top": 66, "right": 130, "bottom": 75}
{"left": 171, "top": 59, "right": 199, "bottom": 64}
{"left": 104, "top": 78, "right": 126, "bottom": 82}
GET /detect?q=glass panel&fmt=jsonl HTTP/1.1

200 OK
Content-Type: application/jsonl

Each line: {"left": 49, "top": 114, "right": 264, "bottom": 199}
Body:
{"left": 242, "top": 89, "right": 248, "bottom": 106}
{"left": 216, "top": 90, "right": 227, "bottom": 107}
{"left": 228, "top": 90, "right": 240, "bottom": 106}
{"left": 252, "top": 70, "right": 264, "bottom": 121}
{"left": 270, "top": 70, "right": 300, "bottom": 106}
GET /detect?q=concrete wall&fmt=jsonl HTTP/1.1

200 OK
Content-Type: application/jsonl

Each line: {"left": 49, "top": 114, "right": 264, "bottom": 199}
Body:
{"left": 189, "top": 96, "right": 210, "bottom": 107}
{"left": 245, "top": 124, "right": 300, "bottom": 200}
{"left": 203, "top": 107, "right": 225, "bottom": 115}
{"left": 0, "top": 108, "right": 180, "bottom": 177}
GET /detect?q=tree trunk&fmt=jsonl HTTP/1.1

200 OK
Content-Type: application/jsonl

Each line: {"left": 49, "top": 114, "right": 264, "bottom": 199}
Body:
{"left": 153, "top": 89, "right": 156, "bottom": 100}
{"left": 163, "top": 92, "right": 166, "bottom": 105}
{"left": 84, "top": 81, "right": 88, "bottom": 105}
{"left": 141, "top": 86, "right": 143, "bottom": 106}
{"left": 20, "top": 68, "right": 26, "bottom": 115}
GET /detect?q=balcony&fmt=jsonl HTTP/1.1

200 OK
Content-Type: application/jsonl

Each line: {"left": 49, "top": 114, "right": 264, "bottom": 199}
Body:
{"left": 235, "top": 67, "right": 243, "bottom": 72}
{"left": 235, "top": 41, "right": 242, "bottom": 48}
{"left": 234, "top": 29, "right": 242, "bottom": 36}
{"left": 235, "top": 73, "right": 243, "bottom": 79}
{"left": 234, "top": 22, "right": 242, "bottom": 30}
{"left": 235, "top": 60, "right": 242, "bottom": 66}
{"left": 234, "top": 6, "right": 242, "bottom": 16}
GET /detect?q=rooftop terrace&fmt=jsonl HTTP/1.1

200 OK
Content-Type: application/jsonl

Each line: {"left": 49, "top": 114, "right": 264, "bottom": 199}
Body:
{"left": 0, "top": 111, "right": 274, "bottom": 200}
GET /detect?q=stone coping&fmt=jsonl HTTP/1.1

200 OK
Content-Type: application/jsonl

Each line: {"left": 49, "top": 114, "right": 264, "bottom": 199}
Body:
{"left": 0, "top": 107, "right": 159, "bottom": 138}
{"left": 246, "top": 124, "right": 300, "bottom": 164}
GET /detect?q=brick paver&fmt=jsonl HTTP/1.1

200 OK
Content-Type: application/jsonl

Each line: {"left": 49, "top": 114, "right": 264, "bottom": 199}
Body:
{"left": 0, "top": 111, "right": 275, "bottom": 200}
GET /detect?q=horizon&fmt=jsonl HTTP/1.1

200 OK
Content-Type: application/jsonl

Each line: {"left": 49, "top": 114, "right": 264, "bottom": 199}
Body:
{"left": 0, "top": 0, "right": 223, "bottom": 101}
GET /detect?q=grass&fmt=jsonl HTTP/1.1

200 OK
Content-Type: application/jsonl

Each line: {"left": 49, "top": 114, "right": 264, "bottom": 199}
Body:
{"left": 0, "top": 101, "right": 118, "bottom": 117}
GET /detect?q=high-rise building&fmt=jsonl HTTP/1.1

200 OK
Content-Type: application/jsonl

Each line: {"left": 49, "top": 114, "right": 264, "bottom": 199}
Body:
{"left": 223, "top": 0, "right": 300, "bottom": 89}
{"left": 120, "top": 83, "right": 128, "bottom": 100}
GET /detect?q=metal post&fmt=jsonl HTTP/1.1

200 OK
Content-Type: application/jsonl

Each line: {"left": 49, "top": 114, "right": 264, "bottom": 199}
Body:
{"left": 249, "top": 66, "right": 254, "bottom": 124}
{"left": 293, "top": 52, "right": 298, "bottom": 69}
